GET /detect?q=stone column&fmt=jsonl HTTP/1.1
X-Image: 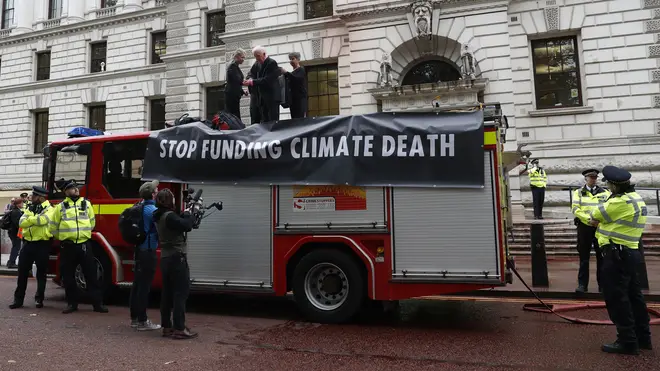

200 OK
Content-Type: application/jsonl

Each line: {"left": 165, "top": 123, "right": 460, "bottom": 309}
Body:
{"left": 66, "top": 0, "right": 86, "bottom": 23}
{"left": 13, "top": 0, "right": 35, "bottom": 33}
{"left": 121, "top": 0, "right": 143, "bottom": 13}
{"left": 164, "top": 0, "right": 191, "bottom": 122}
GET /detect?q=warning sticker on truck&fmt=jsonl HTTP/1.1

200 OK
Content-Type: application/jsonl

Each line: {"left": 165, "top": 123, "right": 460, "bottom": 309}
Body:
{"left": 292, "top": 186, "right": 367, "bottom": 211}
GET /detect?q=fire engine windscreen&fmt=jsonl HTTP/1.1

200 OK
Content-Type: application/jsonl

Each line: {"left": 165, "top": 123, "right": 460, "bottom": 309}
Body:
{"left": 184, "top": 188, "right": 223, "bottom": 229}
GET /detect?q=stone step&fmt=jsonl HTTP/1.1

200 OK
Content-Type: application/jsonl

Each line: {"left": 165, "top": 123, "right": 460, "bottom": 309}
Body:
{"left": 508, "top": 243, "right": 660, "bottom": 251}
{"left": 510, "top": 233, "right": 660, "bottom": 241}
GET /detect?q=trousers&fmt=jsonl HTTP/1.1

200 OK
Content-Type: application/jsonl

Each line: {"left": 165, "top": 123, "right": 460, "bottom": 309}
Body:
{"left": 576, "top": 222, "right": 602, "bottom": 288}
{"left": 531, "top": 186, "right": 545, "bottom": 219}
{"left": 225, "top": 93, "right": 242, "bottom": 120}
{"left": 601, "top": 245, "right": 651, "bottom": 345}
{"left": 7, "top": 233, "right": 21, "bottom": 266}
{"left": 14, "top": 240, "right": 50, "bottom": 303}
{"left": 60, "top": 242, "right": 103, "bottom": 307}
{"left": 160, "top": 253, "right": 191, "bottom": 331}
{"left": 260, "top": 99, "right": 280, "bottom": 123}
{"left": 129, "top": 249, "right": 157, "bottom": 322}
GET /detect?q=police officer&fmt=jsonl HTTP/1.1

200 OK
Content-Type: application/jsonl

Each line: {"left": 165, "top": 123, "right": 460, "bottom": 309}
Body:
{"left": 20, "top": 192, "right": 31, "bottom": 211}
{"left": 589, "top": 166, "right": 651, "bottom": 355}
{"left": 572, "top": 169, "right": 610, "bottom": 293}
{"left": 9, "top": 187, "right": 52, "bottom": 309}
{"left": 522, "top": 158, "right": 547, "bottom": 219}
{"left": 48, "top": 180, "right": 108, "bottom": 314}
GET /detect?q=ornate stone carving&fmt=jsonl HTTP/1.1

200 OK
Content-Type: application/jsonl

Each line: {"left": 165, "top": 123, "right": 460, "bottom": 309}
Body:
{"left": 459, "top": 44, "right": 476, "bottom": 81}
{"left": 544, "top": 6, "right": 559, "bottom": 31}
{"left": 411, "top": 1, "right": 432, "bottom": 40}
{"left": 376, "top": 53, "right": 395, "bottom": 88}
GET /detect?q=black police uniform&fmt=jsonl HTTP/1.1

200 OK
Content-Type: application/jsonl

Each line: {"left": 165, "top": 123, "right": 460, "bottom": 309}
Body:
{"left": 10, "top": 187, "right": 52, "bottom": 309}
{"left": 597, "top": 166, "right": 652, "bottom": 355}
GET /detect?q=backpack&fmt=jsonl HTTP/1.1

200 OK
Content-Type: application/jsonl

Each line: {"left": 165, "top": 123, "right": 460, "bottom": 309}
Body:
{"left": 0, "top": 211, "right": 12, "bottom": 230}
{"left": 118, "top": 202, "right": 146, "bottom": 245}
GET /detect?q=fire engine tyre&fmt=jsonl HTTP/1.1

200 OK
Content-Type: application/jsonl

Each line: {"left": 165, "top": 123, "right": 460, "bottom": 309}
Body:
{"left": 292, "top": 249, "right": 366, "bottom": 324}
{"left": 73, "top": 243, "right": 113, "bottom": 302}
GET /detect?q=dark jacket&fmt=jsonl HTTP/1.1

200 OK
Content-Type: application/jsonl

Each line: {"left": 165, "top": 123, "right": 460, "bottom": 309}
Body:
{"left": 153, "top": 207, "right": 194, "bottom": 258}
{"left": 225, "top": 61, "right": 245, "bottom": 97}
{"left": 9, "top": 206, "right": 22, "bottom": 237}
{"left": 253, "top": 57, "right": 281, "bottom": 104}
{"left": 247, "top": 62, "right": 261, "bottom": 104}
{"left": 285, "top": 66, "right": 307, "bottom": 102}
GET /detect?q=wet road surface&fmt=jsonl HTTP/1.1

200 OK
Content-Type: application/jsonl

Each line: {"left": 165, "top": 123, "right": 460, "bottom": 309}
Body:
{"left": 0, "top": 276, "right": 658, "bottom": 371}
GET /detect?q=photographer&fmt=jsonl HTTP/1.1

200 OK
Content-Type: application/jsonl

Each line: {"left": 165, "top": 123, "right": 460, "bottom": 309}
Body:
{"left": 153, "top": 189, "right": 198, "bottom": 340}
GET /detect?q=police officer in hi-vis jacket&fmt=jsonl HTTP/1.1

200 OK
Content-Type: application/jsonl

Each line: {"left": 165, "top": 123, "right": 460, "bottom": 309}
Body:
{"left": 48, "top": 180, "right": 108, "bottom": 314}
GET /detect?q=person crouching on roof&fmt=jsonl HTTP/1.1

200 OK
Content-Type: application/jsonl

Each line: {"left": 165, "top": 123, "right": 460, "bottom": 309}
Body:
{"left": 153, "top": 189, "right": 198, "bottom": 339}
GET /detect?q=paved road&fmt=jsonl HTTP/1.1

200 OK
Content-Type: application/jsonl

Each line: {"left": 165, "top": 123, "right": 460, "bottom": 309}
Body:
{"left": 0, "top": 276, "right": 657, "bottom": 370}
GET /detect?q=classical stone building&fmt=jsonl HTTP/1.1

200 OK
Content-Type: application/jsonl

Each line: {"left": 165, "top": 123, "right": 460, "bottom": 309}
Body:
{"left": 0, "top": 0, "right": 658, "bottom": 215}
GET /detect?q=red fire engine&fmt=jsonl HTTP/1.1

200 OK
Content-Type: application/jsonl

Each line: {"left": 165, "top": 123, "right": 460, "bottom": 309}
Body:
{"left": 42, "top": 104, "right": 515, "bottom": 323}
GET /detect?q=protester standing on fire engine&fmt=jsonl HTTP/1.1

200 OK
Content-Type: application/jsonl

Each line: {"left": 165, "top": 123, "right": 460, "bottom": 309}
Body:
{"left": 280, "top": 52, "right": 307, "bottom": 119}
{"left": 589, "top": 166, "right": 651, "bottom": 355}
{"left": 224, "top": 49, "right": 247, "bottom": 119}
{"left": 9, "top": 187, "right": 52, "bottom": 309}
{"left": 48, "top": 180, "right": 108, "bottom": 314}
{"left": 520, "top": 158, "right": 547, "bottom": 219}
{"left": 153, "top": 189, "right": 198, "bottom": 339}
{"left": 129, "top": 180, "right": 161, "bottom": 331}
{"left": 571, "top": 169, "right": 610, "bottom": 294}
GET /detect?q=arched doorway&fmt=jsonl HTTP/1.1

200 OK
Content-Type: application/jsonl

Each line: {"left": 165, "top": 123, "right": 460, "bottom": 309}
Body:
{"left": 401, "top": 59, "right": 461, "bottom": 86}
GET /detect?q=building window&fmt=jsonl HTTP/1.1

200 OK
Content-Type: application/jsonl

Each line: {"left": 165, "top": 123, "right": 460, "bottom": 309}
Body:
{"left": 205, "top": 86, "right": 225, "bottom": 121}
{"left": 90, "top": 42, "right": 107, "bottom": 73}
{"left": 49, "top": 0, "right": 62, "bottom": 19}
{"left": 34, "top": 111, "right": 49, "bottom": 154}
{"left": 401, "top": 60, "right": 461, "bottom": 86}
{"left": 306, "top": 64, "right": 339, "bottom": 117}
{"left": 1, "top": 0, "right": 14, "bottom": 29}
{"left": 304, "top": 0, "right": 333, "bottom": 20}
{"left": 150, "top": 99, "right": 166, "bottom": 130}
{"left": 101, "top": 0, "right": 117, "bottom": 7}
{"left": 36, "top": 51, "right": 51, "bottom": 81}
{"left": 206, "top": 11, "right": 226, "bottom": 47}
{"left": 531, "top": 36, "right": 582, "bottom": 110}
{"left": 151, "top": 31, "right": 166, "bottom": 64}
{"left": 89, "top": 105, "right": 106, "bottom": 132}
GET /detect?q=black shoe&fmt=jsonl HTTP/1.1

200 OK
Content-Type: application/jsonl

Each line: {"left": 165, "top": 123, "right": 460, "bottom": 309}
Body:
{"left": 638, "top": 340, "right": 653, "bottom": 350}
{"left": 575, "top": 285, "right": 587, "bottom": 293}
{"left": 6, "top": 263, "right": 17, "bottom": 269}
{"left": 35, "top": 300, "right": 43, "bottom": 309}
{"left": 9, "top": 302, "right": 23, "bottom": 309}
{"left": 93, "top": 305, "right": 109, "bottom": 313}
{"left": 62, "top": 305, "right": 78, "bottom": 314}
{"left": 601, "top": 341, "right": 639, "bottom": 355}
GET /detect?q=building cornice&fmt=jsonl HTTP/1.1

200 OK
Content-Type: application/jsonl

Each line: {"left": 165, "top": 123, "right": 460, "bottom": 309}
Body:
{"left": 219, "top": 17, "right": 347, "bottom": 44}
{"left": 0, "top": 7, "right": 167, "bottom": 46}
{"left": 160, "top": 45, "right": 227, "bottom": 63}
{"left": 0, "top": 64, "right": 166, "bottom": 95}
{"left": 337, "top": 0, "right": 510, "bottom": 19}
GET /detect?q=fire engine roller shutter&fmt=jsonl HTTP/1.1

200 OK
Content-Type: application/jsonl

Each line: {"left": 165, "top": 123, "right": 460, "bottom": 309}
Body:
{"left": 185, "top": 184, "right": 273, "bottom": 286}
{"left": 391, "top": 151, "right": 500, "bottom": 280}
{"left": 277, "top": 187, "right": 386, "bottom": 228}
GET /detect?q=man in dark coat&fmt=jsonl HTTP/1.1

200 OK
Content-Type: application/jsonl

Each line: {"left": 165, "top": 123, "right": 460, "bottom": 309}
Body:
{"left": 281, "top": 52, "right": 307, "bottom": 119}
{"left": 243, "top": 46, "right": 281, "bottom": 123}
{"left": 224, "top": 49, "right": 247, "bottom": 119}
{"left": 246, "top": 61, "right": 262, "bottom": 125}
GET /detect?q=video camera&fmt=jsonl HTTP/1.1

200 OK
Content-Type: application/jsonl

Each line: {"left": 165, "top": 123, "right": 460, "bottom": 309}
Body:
{"left": 183, "top": 188, "right": 223, "bottom": 229}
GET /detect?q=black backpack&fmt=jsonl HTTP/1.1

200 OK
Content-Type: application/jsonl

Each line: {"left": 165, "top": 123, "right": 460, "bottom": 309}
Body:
{"left": 0, "top": 211, "right": 12, "bottom": 230}
{"left": 118, "top": 202, "right": 146, "bottom": 245}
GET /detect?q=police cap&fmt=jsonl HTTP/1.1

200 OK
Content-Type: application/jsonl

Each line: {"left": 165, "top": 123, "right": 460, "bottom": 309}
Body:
{"left": 531, "top": 158, "right": 539, "bottom": 164}
{"left": 581, "top": 168, "right": 599, "bottom": 177}
{"left": 32, "top": 186, "right": 48, "bottom": 197}
{"left": 19, "top": 192, "right": 28, "bottom": 198}
{"left": 63, "top": 180, "right": 79, "bottom": 190}
{"left": 601, "top": 165, "right": 631, "bottom": 184}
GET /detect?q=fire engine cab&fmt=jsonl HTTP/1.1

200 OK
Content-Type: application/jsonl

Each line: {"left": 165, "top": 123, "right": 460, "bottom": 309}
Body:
{"left": 42, "top": 103, "right": 516, "bottom": 324}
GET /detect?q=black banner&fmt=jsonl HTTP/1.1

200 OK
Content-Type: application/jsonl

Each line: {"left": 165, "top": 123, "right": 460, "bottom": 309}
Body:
{"left": 142, "top": 111, "right": 485, "bottom": 188}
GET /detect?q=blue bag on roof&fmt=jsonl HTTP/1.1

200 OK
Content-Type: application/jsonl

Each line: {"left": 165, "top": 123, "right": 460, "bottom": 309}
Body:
{"left": 68, "top": 127, "right": 104, "bottom": 138}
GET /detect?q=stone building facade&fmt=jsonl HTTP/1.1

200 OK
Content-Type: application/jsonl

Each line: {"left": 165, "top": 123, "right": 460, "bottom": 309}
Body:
{"left": 0, "top": 0, "right": 658, "bottom": 214}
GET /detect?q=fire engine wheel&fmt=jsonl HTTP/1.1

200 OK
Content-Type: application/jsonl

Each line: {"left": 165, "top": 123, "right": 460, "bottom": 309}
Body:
{"left": 293, "top": 249, "right": 365, "bottom": 324}
{"left": 74, "top": 243, "right": 113, "bottom": 301}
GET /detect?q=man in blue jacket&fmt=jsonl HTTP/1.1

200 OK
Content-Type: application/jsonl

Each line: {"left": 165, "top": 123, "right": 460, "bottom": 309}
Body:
{"left": 129, "top": 180, "right": 161, "bottom": 331}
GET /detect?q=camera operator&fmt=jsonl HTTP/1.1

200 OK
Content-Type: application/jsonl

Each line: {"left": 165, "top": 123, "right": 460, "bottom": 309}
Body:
{"left": 153, "top": 189, "right": 198, "bottom": 340}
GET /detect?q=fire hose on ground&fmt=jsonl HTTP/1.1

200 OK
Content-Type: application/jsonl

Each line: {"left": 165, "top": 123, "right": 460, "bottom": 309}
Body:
{"left": 506, "top": 257, "right": 660, "bottom": 325}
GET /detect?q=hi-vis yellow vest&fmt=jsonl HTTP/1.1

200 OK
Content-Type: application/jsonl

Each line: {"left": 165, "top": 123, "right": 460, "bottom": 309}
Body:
{"left": 571, "top": 186, "right": 610, "bottom": 226}
{"left": 47, "top": 197, "right": 96, "bottom": 244}
{"left": 590, "top": 192, "right": 647, "bottom": 249}
{"left": 19, "top": 200, "right": 54, "bottom": 242}
{"left": 528, "top": 166, "right": 547, "bottom": 188}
